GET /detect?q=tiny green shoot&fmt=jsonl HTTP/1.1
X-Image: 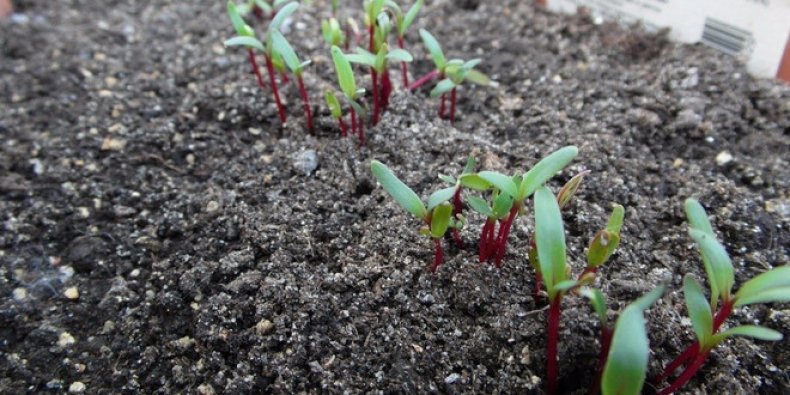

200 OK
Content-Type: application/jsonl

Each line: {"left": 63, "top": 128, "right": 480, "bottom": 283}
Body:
{"left": 271, "top": 30, "right": 314, "bottom": 132}
{"left": 331, "top": 45, "right": 366, "bottom": 145}
{"left": 324, "top": 90, "right": 349, "bottom": 137}
{"left": 390, "top": 0, "right": 423, "bottom": 87}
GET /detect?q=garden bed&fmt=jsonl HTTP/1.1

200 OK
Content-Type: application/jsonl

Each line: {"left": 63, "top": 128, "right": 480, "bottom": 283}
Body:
{"left": 1, "top": 0, "right": 788, "bottom": 393}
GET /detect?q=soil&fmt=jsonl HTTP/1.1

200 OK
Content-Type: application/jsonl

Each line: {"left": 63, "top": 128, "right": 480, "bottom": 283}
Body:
{"left": 1, "top": 0, "right": 789, "bottom": 393}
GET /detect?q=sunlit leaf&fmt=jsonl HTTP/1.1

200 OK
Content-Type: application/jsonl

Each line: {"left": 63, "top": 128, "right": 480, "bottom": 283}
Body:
{"left": 735, "top": 266, "right": 790, "bottom": 304}
{"left": 735, "top": 287, "right": 790, "bottom": 306}
{"left": 519, "top": 146, "right": 579, "bottom": 200}
{"left": 712, "top": 325, "right": 783, "bottom": 345}
{"left": 430, "top": 203, "right": 452, "bottom": 239}
{"left": 466, "top": 195, "right": 493, "bottom": 217}
{"left": 579, "top": 287, "right": 608, "bottom": 326}
{"left": 331, "top": 46, "right": 357, "bottom": 99}
{"left": 477, "top": 171, "right": 518, "bottom": 199}
{"left": 224, "top": 36, "right": 265, "bottom": 51}
{"left": 270, "top": 30, "right": 302, "bottom": 75}
{"left": 387, "top": 48, "right": 413, "bottom": 62}
{"left": 270, "top": 1, "right": 298, "bottom": 32}
{"left": 427, "top": 187, "right": 457, "bottom": 211}
{"left": 324, "top": 90, "right": 342, "bottom": 119}
{"left": 683, "top": 275, "right": 713, "bottom": 347}
{"left": 534, "top": 186, "right": 567, "bottom": 299}
{"left": 458, "top": 174, "right": 491, "bottom": 191}
{"left": 370, "top": 160, "right": 427, "bottom": 220}
{"left": 430, "top": 78, "right": 456, "bottom": 97}
{"left": 419, "top": 29, "right": 446, "bottom": 70}
{"left": 689, "top": 229, "right": 734, "bottom": 303}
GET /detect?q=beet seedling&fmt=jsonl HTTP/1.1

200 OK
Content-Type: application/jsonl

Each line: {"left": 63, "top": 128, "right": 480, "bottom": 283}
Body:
{"left": 346, "top": 40, "right": 413, "bottom": 124}
{"left": 322, "top": 17, "right": 346, "bottom": 48}
{"left": 654, "top": 198, "right": 788, "bottom": 395}
{"left": 330, "top": 45, "right": 366, "bottom": 145}
{"left": 270, "top": 30, "right": 314, "bottom": 132}
{"left": 324, "top": 90, "right": 349, "bottom": 137}
{"left": 225, "top": 1, "right": 267, "bottom": 91}
{"left": 461, "top": 146, "right": 579, "bottom": 267}
{"left": 371, "top": 160, "right": 460, "bottom": 272}
{"left": 437, "top": 156, "right": 478, "bottom": 247}
{"left": 390, "top": 0, "right": 424, "bottom": 87}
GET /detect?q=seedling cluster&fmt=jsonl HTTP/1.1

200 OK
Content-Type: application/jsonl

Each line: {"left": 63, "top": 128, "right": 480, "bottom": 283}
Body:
{"left": 369, "top": 149, "right": 787, "bottom": 395}
{"left": 224, "top": 0, "right": 491, "bottom": 142}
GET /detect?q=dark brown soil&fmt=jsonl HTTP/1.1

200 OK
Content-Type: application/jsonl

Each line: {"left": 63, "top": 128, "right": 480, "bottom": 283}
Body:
{"left": 1, "top": 0, "right": 789, "bottom": 393}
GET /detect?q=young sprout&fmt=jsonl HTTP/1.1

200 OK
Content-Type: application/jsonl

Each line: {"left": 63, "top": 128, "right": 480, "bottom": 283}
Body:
{"left": 461, "top": 146, "right": 579, "bottom": 267}
{"left": 437, "top": 157, "right": 477, "bottom": 248}
{"left": 430, "top": 58, "right": 490, "bottom": 124}
{"left": 363, "top": 0, "right": 386, "bottom": 52}
{"left": 346, "top": 36, "right": 413, "bottom": 125}
{"left": 330, "top": 45, "right": 366, "bottom": 145}
{"left": 534, "top": 185, "right": 581, "bottom": 395}
{"left": 598, "top": 285, "right": 665, "bottom": 395}
{"left": 582, "top": 204, "right": 624, "bottom": 279}
{"left": 330, "top": 0, "right": 340, "bottom": 16}
{"left": 371, "top": 160, "right": 460, "bottom": 272}
{"left": 655, "top": 198, "right": 789, "bottom": 394}
{"left": 390, "top": 0, "right": 424, "bottom": 87}
{"left": 271, "top": 30, "right": 314, "bottom": 132}
{"left": 324, "top": 90, "right": 349, "bottom": 137}
{"left": 467, "top": 189, "right": 514, "bottom": 262}
{"left": 322, "top": 17, "right": 346, "bottom": 48}
{"left": 412, "top": 29, "right": 491, "bottom": 122}
{"left": 225, "top": 1, "right": 267, "bottom": 91}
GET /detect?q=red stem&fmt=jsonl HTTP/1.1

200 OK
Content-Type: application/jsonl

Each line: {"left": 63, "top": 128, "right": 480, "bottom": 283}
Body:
{"left": 452, "top": 229, "right": 462, "bottom": 248}
{"left": 380, "top": 69, "right": 392, "bottom": 109}
{"left": 547, "top": 297, "right": 562, "bottom": 395}
{"left": 494, "top": 205, "right": 520, "bottom": 267}
{"left": 338, "top": 116, "right": 348, "bottom": 137}
{"left": 357, "top": 111, "right": 365, "bottom": 147}
{"left": 408, "top": 69, "right": 439, "bottom": 91}
{"left": 344, "top": 23, "right": 351, "bottom": 50}
{"left": 431, "top": 238, "right": 443, "bottom": 272}
{"left": 264, "top": 55, "right": 287, "bottom": 123}
{"left": 479, "top": 219, "right": 492, "bottom": 262}
{"left": 589, "top": 327, "right": 613, "bottom": 395}
{"left": 296, "top": 76, "right": 313, "bottom": 133}
{"left": 280, "top": 71, "right": 290, "bottom": 85}
{"left": 252, "top": 5, "right": 264, "bottom": 20}
{"left": 350, "top": 107, "right": 358, "bottom": 137}
{"left": 248, "top": 49, "right": 266, "bottom": 90}
{"left": 398, "top": 36, "right": 408, "bottom": 87}
{"left": 449, "top": 87, "right": 457, "bottom": 124}
{"left": 486, "top": 220, "right": 498, "bottom": 262}
{"left": 371, "top": 68, "right": 380, "bottom": 125}
{"left": 657, "top": 349, "right": 712, "bottom": 395}
{"left": 439, "top": 93, "right": 446, "bottom": 119}
{"left": 655, "top": 300, "right": 734, "bottom": 384}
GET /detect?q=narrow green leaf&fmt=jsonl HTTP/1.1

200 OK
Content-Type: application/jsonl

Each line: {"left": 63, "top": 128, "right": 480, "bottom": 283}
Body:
{"left": 427, "top": 187, "right": 457, "bottom": 211}
{"left": 465, "top": 69, "right": 491, "bottom": 86}
{"left": 689, "top": 228, "right": 734, "bottom": 302}
{"left": 606, "top": 204, "right": 625, "bottom": 234}
{"left": 683, "top": 275, "right": 713, "bottom": 346}
{"left": 579, "top": 287, "right": 608, "bottom": 326}
{"left": 713, "top": 325, "right": 783, "bottom": 345}
{"left": 735, "top": 287, "right": 790, "bottom": 307}
{"left": 270, "top": 1, "right": 298, "bottom": 32}
{"left": 322, "top": 18, "right": 343, "bottom": 46}
{"left": 227, "top": 1, "right": 249, "bottom": 36}
{"left": 601, "top": 306, "right": 649, "bottom": 395}
{"left": 430, "top": 203, "right": 452, "bottom": 239}
{"left": 631, "top": 284, "right": 667, "bottom": 311}
{"left": 370, "top": 160, "right": 427, "bottom": 220}
{"left": 458, "top": 174, "right": 491, "bottom": 191}
{"left": 324, "top": 90, "right": 342, "bottom": 119}
{"left": 419, "top": 29, "right": 446, "bottom": 70}
{"left": 477, "top": 171, "right": 518, "bottom": 199}
{"left": 555, "top": 280, "right": 579, "bottom": 292}
{"left": 348, "top": 98, "right": 366, "bottom": 118}
{"left": 346, "top": 52, "right": 376, "bottom": 67}
{"left": 430, "top": 78, "right": 456, "bottom": 97}
{"left": 387, "top": 48, "right": 413, "bottom": 62}
{"left": 254, "top": 0, "right": 273, "bottom": 13}
{"left": 270, "top": 31, "right": 301, "bottom": 74}
{"left": 374, "top": 45, "right": 387, "bottom": 71}
{"left": 466, "top": 195, "right": 493, "bottom": 217}
{"left": 519, "top": 146, "right": 579, "bottom": 200}
{"left": 492, "top": 192, "right": 514, "bottom": 219}
{"left": 735, "top": 266, "right": 790, "bottom": 302}
{"left": 685, "top": 198, "right": 714, "bottom": 236}
{"left": 556, "top": 171, "right": 587, "bottom": 210}
{"left": 224, "top": 36, "right": 265, "bottom": 51}
{"left": 400, "top": 0, "right": 423, "bottom": 35}
{"left": 331, "top": 46, "right": 357, "bottom": 99}
{"left": 462, "top": 157, "right": 476, "bottom": 175}
{"left": 534, "top": 186, "right": 567, "bottom": 299}
{"left": 586, "top": 230, "right": 620, "bottom": 268}
{"left": 438, "top": 174, "right": 456, "bottom": 185}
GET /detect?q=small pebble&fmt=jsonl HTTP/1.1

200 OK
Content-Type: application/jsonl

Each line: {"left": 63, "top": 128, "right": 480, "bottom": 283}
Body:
{"left": 255, "top": 319, "right": 274, "bottom": 335}
{"left": 12, "top": 287, "right": 27, "bottom": 301}
{"left": 58, "top": 332, "right": 76, "bottom": 348}
{"left": 715, "top": 151, "right": 733, "bottom": 166}
{"left": 68, "top": 381, "right": 86, "bottom": 393}
{"left": 206, "top": 201, "right": 220, "bottom": 213}
{"left": 100, "top": 137, "right": 126, "bottom": 151}
{"left": 445, "top": 373, "right": 461, "bottom": 384}
{"left": 64, "top": 287, "right": 80, "bottom": 300}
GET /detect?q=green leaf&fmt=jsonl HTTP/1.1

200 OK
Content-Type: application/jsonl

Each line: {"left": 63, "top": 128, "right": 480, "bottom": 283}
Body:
{"left": 477, "top": 171, "right": 518, "bottom": 200}
{"left": 458, "top": 174, "right": 491, "bottom": 191}
{"left": 555, "top": 280, "right": 579, "bottom": 292}
{"left": 227, "top": 1, "right": 250, "bottom": 36}
{"left": 331, "top": 46, "right": 357, "bottom": 99}
{"left": 348, "top": 98, "right": 366, "bottom": 118}
{"left": 374, "top": 45, "right": 387, "bottom": 71}
{"left": 735, "top": 266, "right": 790, "bottom": 304}
{"left": 631, "top": 284, "right": 666, "bottom": 311}
{"left": 430, "top": 203, "right": 452, "bottom": 239}
{"left": 346, "top": 49, "right": 376, "bottom": 67}
{"left": 462, "top": 157, "right": 476, "bottom": 175}
{"left": 556, "top": 171, "right": 588, "bottom": 210}
{"left": 601, "top": 305, "right": 649, "bottom": 395}
{"left": 606, "top": 204, "right": 625, "bottom": 234}
{"left": 713, "top": 325, "right": 783, "bottom": 345}
{"left": 399, "top": 0, "right": 423, "bottom": 36}
{"left": 689, "top": 228, "right": 734, "bottom": 303}
{"left": 735, "top": 287, "right": 790, "bottom": 306}
{"left": 270, "top": 30, "right": 301, "bottom": 75}
{"left": 370, "top": 160, "right": 427, "bottom": 220}
{"left": 419, "top": 29, "right": 446, "bottom": 70}
{"left": 466, "top": 195, "right": 493, "bottom": 217}
{"left": 534, "top": 186, "right": 567, "bottom": 299}
{"left": 438, "top": 174, "right": 456, "bottom": 185}
{"left": 270, "top": 1, "right": 298, "bottom": 32}
{"left": 492, "top": 192, "right": 514, "bottom": 219}
{"left": 387, "top": 48, "right": 413, "bottom": 62}
{"left": 427, "top": 187, "right": 457, "bottom": 211}
{"left": 519, "top": 146, "right": 579, "bottom": 200}
{"left": 685, "top": 198, "right": 715, "bottom": 236}
{"left": 224, "top": 36, "right": 265, "bottom": 51}
{"left": 465, "top": 69, "right": 491, "bottom": 86}
{"left": 324, "top": 91, "right": 342, "bottom": 119}
{"left": 683, "top": 275, "right": 713, "bottom": 347}
{"left": 587, "top": 230, "right": 620, "bottom": 269}
{"left": 579, "top": 287, "right": 608, "bottom": 327}
{"left": 430, "top": 78, "right": 456, "bottom": 97}
{"left": 322, "top": 18, "right": 343, "bottom": 46}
